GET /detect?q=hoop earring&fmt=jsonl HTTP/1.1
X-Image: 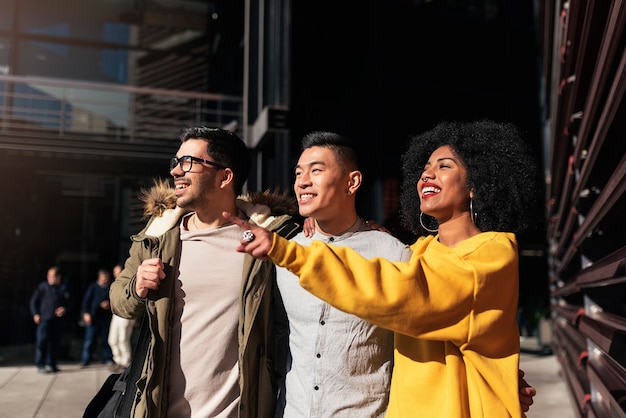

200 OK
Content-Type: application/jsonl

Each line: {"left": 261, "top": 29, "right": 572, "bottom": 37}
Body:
{"left": 470, "top": 198, "right": 478, "bottom": 225}
{"left": 419, "top": 212, "right": 438, "bottom": 233}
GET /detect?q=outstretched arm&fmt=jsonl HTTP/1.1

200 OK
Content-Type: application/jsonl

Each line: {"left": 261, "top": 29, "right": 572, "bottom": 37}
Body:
{"left": 226, "top": 211, "right": 534, "bottom": 409}
{"left": 224, "top": 210, "right": 517, "bottom": 341}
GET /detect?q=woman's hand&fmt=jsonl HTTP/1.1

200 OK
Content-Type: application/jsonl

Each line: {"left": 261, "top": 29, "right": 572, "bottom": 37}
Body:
{"left": 223, "top": 211, "right": 274, "bottom": 259}
{"left": 518, "top": 369, "right": 536, "bottom": 412}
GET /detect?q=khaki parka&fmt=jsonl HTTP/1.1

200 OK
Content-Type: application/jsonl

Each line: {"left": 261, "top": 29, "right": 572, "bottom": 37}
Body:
{"left": 110, "top": 180, "right": 300, "bottom": 418}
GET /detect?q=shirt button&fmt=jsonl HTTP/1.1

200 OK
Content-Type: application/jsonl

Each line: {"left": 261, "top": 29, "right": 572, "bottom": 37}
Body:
{"left": 316, "top": 353, "right": 321, "bottom": 358}
{"left": 320, "top": 320, "right": 325, "bottom": 325}
{"left": 329, "top": 237, "right": 334, "bottom": 242}
{"left": 314, "top": 385, "right": 319, "bottom": 390}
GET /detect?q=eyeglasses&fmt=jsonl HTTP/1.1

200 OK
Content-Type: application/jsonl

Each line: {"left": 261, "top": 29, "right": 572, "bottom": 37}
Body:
{"left": 169, "top": 155, "right": 227, "bottom": 172}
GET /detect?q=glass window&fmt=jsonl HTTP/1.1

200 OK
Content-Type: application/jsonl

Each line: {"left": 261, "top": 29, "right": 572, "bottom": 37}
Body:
{"left": 10, "top": 0, "right": 212, "bottom": 88}
{"left": 17, "top": 0, "right": 208, "bottom": 47}
{"left": 18, "top": 0, "right": 134, "bottom": 45}
{"left": 17, "top": 40, "right": 135, "bottom": 84}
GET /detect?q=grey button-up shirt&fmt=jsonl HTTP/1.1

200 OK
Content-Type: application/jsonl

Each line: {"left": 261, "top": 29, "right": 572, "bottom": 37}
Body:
{"left": 275, "top": 220, "right": 412, "bottom": 417}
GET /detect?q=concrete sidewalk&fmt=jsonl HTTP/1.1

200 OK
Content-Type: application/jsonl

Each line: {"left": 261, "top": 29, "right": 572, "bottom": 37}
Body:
{"left": 0, "top": 339, "right": 575, "bottom": 418}
{"left": 0, "top": 363, "right": 111, "bottom": 418}
{"left": 519, "top": 352, "right": 575, "bottom": 417}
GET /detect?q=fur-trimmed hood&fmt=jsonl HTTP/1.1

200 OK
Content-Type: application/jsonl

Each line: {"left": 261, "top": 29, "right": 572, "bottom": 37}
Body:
{"left": 138, "top": 178, "right": 299, "bottom": 237}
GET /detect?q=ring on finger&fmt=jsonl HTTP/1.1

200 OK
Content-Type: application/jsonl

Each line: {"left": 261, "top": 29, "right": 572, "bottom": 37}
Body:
{"left": 242, "top": 230, "right": 255, "bottom": 243}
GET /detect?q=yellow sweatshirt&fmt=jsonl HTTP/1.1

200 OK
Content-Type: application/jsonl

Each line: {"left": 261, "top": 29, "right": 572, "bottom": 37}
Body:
{"left": 268, "top": 232, "right": 522, "bottom": 418}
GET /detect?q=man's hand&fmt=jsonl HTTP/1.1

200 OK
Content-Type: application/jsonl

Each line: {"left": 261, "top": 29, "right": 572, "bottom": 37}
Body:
{"left": 83, "top": 312, "right": 92, "bottom": 326}
{"left": 223, "top": 211, "right": 274, "bottom": 259}
{"left": 33, "top": 314, "right": 41, "bottom": 325}
{"left": 136, "top": 258, "right": 166, "bottom": 299}
{"left": 303, "top": 217, "right": 316, "bottom": 238}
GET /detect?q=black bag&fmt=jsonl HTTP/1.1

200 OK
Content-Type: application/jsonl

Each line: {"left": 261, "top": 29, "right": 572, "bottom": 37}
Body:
{"left": 83, "top": 315, "right": 150, "bottom": 418}
{"left": 82, "top": 372, "right": 124, "bottom": 417}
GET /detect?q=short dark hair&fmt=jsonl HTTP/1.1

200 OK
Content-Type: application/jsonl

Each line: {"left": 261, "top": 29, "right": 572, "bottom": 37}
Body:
{"left": 301, "top": 131, "right": 359, "bottom": 171}
{"left": 180, "top": 126, "right": 251, "bottom": 195}
{"left": 400, "top": 120, "right": 539, "bottom": 235}
{"left": 97, "top": 268, "right": 110, "bottom": 276}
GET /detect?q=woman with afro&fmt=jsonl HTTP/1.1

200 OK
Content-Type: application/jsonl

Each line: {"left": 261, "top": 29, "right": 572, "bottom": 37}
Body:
{"left": 226, "top": 120, "right": 539, "bottom": 418}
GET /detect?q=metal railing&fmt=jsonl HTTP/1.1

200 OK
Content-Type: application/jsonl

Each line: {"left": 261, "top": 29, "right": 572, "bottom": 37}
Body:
{"left": 0, "top": 74, "right": 243, "bottom": 143}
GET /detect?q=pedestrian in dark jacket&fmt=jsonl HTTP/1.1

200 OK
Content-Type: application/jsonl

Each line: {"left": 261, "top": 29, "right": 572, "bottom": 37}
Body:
{"left": 80, "top": 269, "right": 113, "bottom": 367}
{"left": 29, "top": 266, "right": 70, "bottom": 373}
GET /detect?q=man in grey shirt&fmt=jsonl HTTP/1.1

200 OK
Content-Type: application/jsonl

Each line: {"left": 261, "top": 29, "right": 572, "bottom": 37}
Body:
{"left": 274, "top": 131, "right": 411, "bottom": 417}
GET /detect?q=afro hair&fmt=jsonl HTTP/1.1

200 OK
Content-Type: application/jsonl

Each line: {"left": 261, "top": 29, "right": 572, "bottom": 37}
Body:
{"left": 399, "top": 120, "right": 540, "bottom": 236}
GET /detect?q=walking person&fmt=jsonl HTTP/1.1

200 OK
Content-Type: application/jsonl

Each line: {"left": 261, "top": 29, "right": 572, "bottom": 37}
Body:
{"left": 80, "top": 268, "right": 113, "bottom": 367}
{"left": 109, "top": 126, "right": 300, "bottom": 417}
{"left": 273, "top": 131, "right": 411, "bottom": 416}
{"left": 107, "top": 264, "right": 136, "bottom": 372}
{"left": 29, "top": 266, "right": 70, "bottom": 373}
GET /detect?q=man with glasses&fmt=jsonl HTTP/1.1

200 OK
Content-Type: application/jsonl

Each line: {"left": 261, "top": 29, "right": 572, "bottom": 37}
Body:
{"left": 110, "top": 126, "right": 300, "bottom": 418}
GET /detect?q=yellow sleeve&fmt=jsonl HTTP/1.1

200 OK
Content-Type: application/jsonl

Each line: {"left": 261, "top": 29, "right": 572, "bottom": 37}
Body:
{"left": 268, "top": 232, "right": 518, "bottom": 342}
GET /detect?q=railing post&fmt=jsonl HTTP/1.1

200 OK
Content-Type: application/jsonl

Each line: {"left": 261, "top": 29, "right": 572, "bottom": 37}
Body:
{"left": 129, "top": 94, "right": 136, "bottom": 141}
{"left": 59, "top": 86, "right": 66, "bottom": 137}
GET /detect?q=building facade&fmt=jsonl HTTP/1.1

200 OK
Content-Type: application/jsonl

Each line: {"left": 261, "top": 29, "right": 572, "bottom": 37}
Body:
{"left": 540, "top": 1, "right": 626, "bottom": 416}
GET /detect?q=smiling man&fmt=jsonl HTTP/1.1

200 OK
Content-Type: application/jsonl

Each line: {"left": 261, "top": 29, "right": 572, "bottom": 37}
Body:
{"left": 274, "top": 131, "right": 412, "bottom": 417}
{"left": 109, "top": 126, "right": 300, "bottom": 418}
